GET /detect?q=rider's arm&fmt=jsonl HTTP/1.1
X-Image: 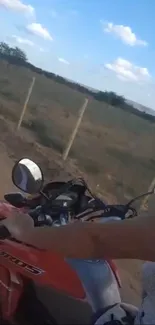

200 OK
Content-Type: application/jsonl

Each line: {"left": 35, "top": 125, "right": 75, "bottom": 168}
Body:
{"left": 22, "top": 216, "right": 155, "bottom": 261}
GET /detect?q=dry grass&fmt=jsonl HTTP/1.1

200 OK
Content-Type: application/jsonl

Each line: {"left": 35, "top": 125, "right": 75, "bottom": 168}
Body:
{"left": 0, "top": 58, "right": 155, "bottom": 203}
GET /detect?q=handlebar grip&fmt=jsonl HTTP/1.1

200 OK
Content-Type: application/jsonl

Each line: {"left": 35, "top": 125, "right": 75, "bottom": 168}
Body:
{"left": 0, "top": 225, "right": 11, "bottom": 239}
{"left": 99, "top": 216, "right": 122, "bottom": 223}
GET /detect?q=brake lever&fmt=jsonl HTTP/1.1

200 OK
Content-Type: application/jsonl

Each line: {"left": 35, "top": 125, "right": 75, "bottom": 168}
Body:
{"left": 110, "top": 205, "right": 129, "bottom": 219}
{"left": 95, "top": 205, "right": 127, "bottom": 220}
{"left": 109, "top": 205, "right": 137, "bottom": 219}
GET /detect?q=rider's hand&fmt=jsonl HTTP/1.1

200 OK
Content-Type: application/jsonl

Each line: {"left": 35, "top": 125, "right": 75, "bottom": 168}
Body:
{"left": 0, "top": 208, "right": 34, "bottom": 241}
{"left": 1, "top": 206, "right": 155, "bottom": 260}
{"left": 0, "top": 208, "right": 94, "bottom": 256}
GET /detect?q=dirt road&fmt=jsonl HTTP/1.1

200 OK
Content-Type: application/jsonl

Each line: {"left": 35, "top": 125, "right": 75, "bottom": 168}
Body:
{"left": 0, "top": 144, "right": 16, "bottom": 195}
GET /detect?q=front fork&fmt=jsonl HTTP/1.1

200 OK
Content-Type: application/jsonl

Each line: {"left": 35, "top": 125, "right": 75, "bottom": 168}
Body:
{"left": 66, "top": 258, "right": 121, "bottom": 313}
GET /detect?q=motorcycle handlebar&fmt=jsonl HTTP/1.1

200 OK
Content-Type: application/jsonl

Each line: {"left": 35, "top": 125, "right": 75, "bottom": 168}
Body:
{"left": 0, "top": 205, "right": 136, "bottom": 240}
{"left": 28, "top": 202, "right": 137, "bottom": 226}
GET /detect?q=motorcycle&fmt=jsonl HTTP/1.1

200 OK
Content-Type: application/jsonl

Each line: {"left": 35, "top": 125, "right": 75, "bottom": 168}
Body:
{"left": 0, "top": 158, "right": 154, "bottom": 324}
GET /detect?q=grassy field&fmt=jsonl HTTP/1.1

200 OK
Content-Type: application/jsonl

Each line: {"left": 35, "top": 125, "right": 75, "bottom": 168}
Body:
{"left": 0, "top": 58, "right": 155, "bottom": 204}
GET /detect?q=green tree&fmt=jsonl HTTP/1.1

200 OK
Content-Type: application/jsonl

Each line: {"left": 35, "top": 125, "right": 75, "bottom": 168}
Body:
{"left": 0, "top": 42, "right": 11, "bottom": 56}
{"left": 94, "top": 90, "right": 125, "bottom": 107}
{"left": 0, "top": 42, "right": 27, "bottom": 63}
{"left": 11, "top": 46, "right": 27, "bottom": 62}
{"left": 108, "top": 91, "right": 125, "bottom": 107}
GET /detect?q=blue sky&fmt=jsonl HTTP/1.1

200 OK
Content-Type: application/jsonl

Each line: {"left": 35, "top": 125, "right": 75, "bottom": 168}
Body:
{"left": 0, "top": 0, "right": 155, "bottom": 108}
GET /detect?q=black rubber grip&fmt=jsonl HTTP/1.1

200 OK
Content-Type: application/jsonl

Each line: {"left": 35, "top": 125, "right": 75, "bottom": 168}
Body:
{"left": 0, "top": 225, "right": 11, "bottom": 239}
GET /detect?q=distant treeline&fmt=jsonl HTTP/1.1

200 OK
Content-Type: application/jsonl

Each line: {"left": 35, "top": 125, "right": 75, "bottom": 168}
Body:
{"left": 0, "top": 41, "right": 154, "bottom": 123}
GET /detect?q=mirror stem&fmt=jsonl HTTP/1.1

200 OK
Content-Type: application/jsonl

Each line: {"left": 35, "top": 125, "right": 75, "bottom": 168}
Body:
{"left": 40, "top": 190, "right": 49, "bottom": 200}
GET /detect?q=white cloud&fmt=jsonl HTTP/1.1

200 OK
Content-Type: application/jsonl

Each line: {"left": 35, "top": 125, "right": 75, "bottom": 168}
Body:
{"left": 58, "top": 57, "right": 70, "bottom": 65}
{"left": 12, "top": 34, "right": 34, "bottom": 46}
{"left": 102, "top": 21, "right": 148, "bottom": 47}
{"left": 105, "top": 57, "right": 150, "bottom": 82}
{"left": 0, "top": 0, "right": 34, "bottom": 15}
{"left": 26, "top": 23, "right": 53, "bottom": 41}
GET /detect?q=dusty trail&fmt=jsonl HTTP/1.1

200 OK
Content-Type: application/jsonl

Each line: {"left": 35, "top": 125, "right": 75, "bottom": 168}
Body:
{"left": 0, "top": 145, "right": 16, "bottom": 195}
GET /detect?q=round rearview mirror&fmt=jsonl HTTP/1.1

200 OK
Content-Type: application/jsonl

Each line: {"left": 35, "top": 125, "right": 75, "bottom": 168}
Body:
{"left": 12, "top": 158, "right": 44, "bottom": 194}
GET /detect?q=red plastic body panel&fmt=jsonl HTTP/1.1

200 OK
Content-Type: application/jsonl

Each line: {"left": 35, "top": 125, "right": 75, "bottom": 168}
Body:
{"left": 0, "top": 201, "right": 120, "bottom": 321}
{"left": 0, "top": 202, "right": 85, "bottom": 299}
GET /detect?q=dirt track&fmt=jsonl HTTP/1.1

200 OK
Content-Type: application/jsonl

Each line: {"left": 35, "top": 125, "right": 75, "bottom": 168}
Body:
{"left": 0, "top": 137, "right": 144, "bottom": 324}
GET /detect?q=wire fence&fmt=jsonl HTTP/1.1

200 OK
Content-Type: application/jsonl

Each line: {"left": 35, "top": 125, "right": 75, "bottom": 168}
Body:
{"left": 0, "top": 60, "right": 155, "bottom": 205}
